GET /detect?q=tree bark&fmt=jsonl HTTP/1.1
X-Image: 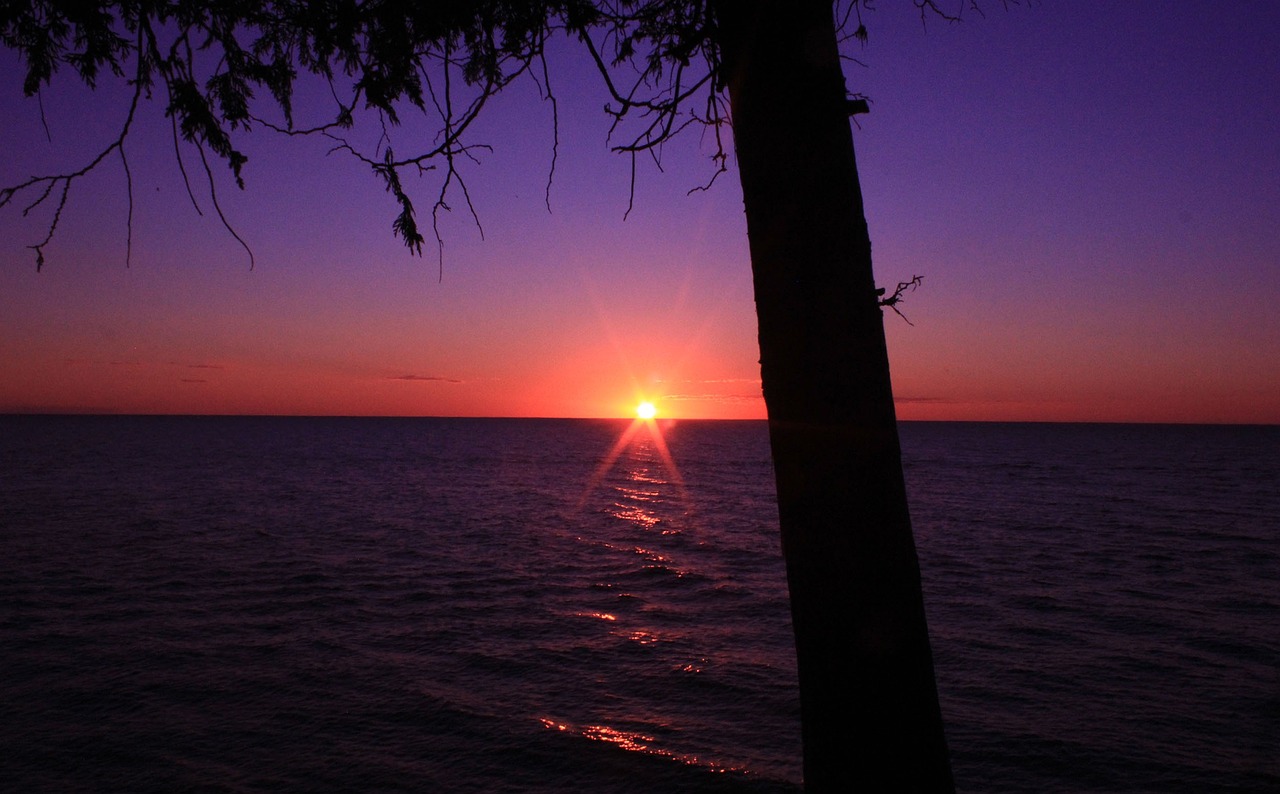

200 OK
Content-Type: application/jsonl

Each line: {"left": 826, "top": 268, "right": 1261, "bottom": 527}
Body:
{"left": 713, "top": 2, "right": 954, "bottom": 790}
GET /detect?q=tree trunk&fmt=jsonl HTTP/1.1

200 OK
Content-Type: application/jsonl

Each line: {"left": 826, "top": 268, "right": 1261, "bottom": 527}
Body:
{"left": 712, "top": 2, "right": 954, "bottom": 790}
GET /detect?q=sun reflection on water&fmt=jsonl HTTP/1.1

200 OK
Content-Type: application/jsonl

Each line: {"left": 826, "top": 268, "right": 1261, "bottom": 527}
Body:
{"left": 556, "top": 410, "right": 753, "bottom": 781}
{"left": 576, "top": 415, "right": 690, "bottom": 523}
{"left": 537, "top": 717, "right": 748, "bottom": 776}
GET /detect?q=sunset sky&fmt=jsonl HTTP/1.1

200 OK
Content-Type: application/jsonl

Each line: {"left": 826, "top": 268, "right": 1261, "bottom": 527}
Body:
{"left": 2, "top": 1, "right": 1277, "bottom": 422}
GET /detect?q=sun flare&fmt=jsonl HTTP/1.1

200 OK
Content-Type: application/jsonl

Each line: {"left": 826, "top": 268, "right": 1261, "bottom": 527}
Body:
{"left": 636, "top": 401, "right": 657, "bottom": 420}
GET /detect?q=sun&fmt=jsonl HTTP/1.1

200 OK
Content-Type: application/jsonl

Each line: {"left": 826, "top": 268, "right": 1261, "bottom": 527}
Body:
{"left": 636, "top": 401, "right": 657, "bottom": 420}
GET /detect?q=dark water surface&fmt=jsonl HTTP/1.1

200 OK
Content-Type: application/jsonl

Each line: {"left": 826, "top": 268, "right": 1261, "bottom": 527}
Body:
{"left": 2, "top": 417, "right": 1276, "bottom": 792}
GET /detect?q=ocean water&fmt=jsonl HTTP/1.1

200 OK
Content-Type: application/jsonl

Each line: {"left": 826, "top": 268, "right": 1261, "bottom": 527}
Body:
{"left": 1, "top": 416, "right": 1276, "bottom": 792}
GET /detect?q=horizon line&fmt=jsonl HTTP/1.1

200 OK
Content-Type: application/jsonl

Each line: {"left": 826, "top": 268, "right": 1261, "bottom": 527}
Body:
{"left": 2, "top": 411, "right": 1275, "bottom": 428}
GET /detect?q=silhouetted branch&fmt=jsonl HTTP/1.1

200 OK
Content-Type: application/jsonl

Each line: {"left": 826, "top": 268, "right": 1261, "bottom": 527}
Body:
{"left": 915, "top": 1, "right": 960, "bottom": 24}
{"left": 0, "top": 69, "right": 143, "bottom": 270}
{"left": 913, "top": 0, "right": 1014, "bottom": 27}
{"left": 624, "top": 150, "right": 637, "bottom": 220}
{"left": 575, "top": 8, "right": 725, "bottom": 217}
{"left": 878, "top": 274, "right": 924, "bottom": 325}
{"left": 194, "top": 141, "right": 255, "bottom": 269}
{"left": 3, "top": 2, "right": 734, "bottom": 271}
{"left": 421, "top": 49, "right": 494, "bottom": 276}
{"left": 535, "top": 45, "right": 559, "bottom": 213}
{"left": 121, "top": 138, "right": 133, "bottom": 266}
{"left": 835, "top": 0, "right": 870, "bottom": 47}
{"left": 35, "top": 90, "right": 51, "bottom": 141}
{"left": 170, "top": 105, "right": 204, "bottom": 217}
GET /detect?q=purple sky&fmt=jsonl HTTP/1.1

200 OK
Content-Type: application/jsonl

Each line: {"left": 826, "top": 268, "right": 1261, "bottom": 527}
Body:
{"left": 2, "top": 1, "right": 1277, "bottom": 421}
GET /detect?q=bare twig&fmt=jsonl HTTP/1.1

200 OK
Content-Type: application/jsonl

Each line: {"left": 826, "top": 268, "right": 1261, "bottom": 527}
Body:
{"left": 1, "top": 72, "right": 145, "bottom": 270}
{"left": 536, "top": 43, "right": 558, "bottom": 213}
{"left": 878, "top": 275, "right": 924, "bottom": 325}
{"left": 170, "top": 107, "right": 204, "bottom": 217}
{"left": 121, "top": 140, "right": 133, "bottom": 266}
{"left": 36, "top": 90, "right": 52, "bottom": 142}
{"left": 194, "top": 142, "right": 256, "bottom": 269}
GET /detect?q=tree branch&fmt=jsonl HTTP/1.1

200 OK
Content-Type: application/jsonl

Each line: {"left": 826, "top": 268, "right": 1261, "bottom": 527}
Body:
{"left": 878, "top": 275, "right": 924, "bottom": 325}
{"left": 535, "top": 42, "right": 558, "bottom": 213}
{"left": 3, "top": 2, "right": 737, "bottom": 272}
{"left": 0, "top": 65, "right": 144, "bottom": 270}
{"left": 194, "top": 141, "right": 256, "bottom": 269}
